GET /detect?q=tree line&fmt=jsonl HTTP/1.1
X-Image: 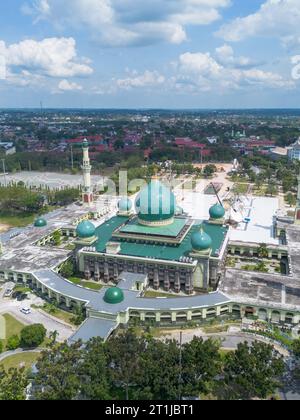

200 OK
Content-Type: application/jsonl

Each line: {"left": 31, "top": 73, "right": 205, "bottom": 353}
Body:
{"left": 0, "top": 331, "right": 285, "bottom": 401}
{"left": 0, "top": 185, "right": 80, "bottom": 216}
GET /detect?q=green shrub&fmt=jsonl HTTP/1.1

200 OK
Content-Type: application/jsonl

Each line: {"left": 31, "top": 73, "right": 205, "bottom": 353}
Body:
{"left": 20, "top": 324, "right": 47, "bottom": 349}
{"left": 6, "top": 335, "right": 21, "bottom": 351}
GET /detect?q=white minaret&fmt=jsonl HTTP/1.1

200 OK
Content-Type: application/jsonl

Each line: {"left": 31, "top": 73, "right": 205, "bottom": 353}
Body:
{"left": 81, "top": 139, "right": 93, "bottom": 205}
{"left": 295, "top": 175, "right": 300, "bottom": 224}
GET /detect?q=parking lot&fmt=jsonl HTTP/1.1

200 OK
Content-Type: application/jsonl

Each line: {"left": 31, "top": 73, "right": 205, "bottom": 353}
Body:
{"left": 0, "top": 284, "right": 75, "bottom": 342}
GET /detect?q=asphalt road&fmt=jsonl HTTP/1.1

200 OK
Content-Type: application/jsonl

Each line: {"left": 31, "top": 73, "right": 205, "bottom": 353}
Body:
{"left": 0, "top": 294, "right": 74, "bottom": 342}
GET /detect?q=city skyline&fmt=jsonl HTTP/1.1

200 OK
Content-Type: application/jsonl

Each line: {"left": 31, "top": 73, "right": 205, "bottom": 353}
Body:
{"left": 0, "top": 0, "right": 300, "bottom": 108}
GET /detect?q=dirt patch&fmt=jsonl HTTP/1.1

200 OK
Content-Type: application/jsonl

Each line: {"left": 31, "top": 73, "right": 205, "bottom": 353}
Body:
{"left": 0, "top": 224, "right": 10, "bottom": 233}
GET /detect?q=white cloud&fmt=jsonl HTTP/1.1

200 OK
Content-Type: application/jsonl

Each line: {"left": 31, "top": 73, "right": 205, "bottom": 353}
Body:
{"left": 24, "top": 0, "right": 231, "bottom": 47}
{"left": 1, "top": 37, "right": 93, "bottom": 78}
{"left": 117, "top": 70, "right": 165, "bottom": 90}
{"left": 217, "top": 0, "right": 300, "bottom": 43}
{"left": 173, "top": 49, "right": 294, "bottom": 93}
{"left": 215, "top": 44, "right": 251, "bottom": 67}
{"left": 58, "top": 79, "right": 83, "bottom": 91}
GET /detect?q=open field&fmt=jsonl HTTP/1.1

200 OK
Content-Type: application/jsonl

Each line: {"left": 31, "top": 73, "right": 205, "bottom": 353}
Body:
{"left": 0, "top": 313, "right": 25, "bottom": 350}
{"left": 0, "top": 214, "right": 35, "bottom": 230}
{"left": 0, "top": 352, "right": 40, "bottom": 371}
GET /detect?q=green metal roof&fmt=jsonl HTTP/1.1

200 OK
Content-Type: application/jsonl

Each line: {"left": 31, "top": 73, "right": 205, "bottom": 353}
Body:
{"left": 136, "top": 179, "right": 176, "bottom": 223}
{"left": 103, "top": 287, "right": 124, "bottom": 304}
{"left": 34, "top": 218, "right": 47, "bottom": 228}
{"left": 95, "top": 216, "right": 227, "bottom": 261}
{"left": 77, "top": 220, "right": 96, "bottom": 238}
{"left": 120, "top": 217, "right": 188, "bottom": 238}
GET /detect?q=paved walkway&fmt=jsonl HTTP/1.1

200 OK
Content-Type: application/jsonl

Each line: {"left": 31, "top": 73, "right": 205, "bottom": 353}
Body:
{"left": 0, "top": 348, "right": 42, "bottom": 363}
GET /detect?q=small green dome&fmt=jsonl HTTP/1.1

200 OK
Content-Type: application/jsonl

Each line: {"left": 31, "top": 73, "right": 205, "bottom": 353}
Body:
{"left": 118, "top": 197, "right": 133, "bottom": 212}
{"left": 82, "top": 138, "right": 89, "bottom": 148}
{"left": 209, "top": 203, "right": 225, "bottom": 219}
{"left": 136, "top": 179, "right": 176, "bottom": 223}
{"left": 191, "top": 225, "right": 212, "bottom": 251}
{"left": 76, "top": 220, "right": 96, "bottom": 239}
{"left": 34, "top": 218, "right": 47, "bottom": 228}
{"left": 104, "top": 287, "right": 124, "bottom": 304}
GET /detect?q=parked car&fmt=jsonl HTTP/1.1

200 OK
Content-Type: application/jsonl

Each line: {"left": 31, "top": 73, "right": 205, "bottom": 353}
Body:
{"left": 4, "top": 288, "right": 14, "bottom": 297}
{"left": 20, "top": 307, "right": 31, "bottom": 315}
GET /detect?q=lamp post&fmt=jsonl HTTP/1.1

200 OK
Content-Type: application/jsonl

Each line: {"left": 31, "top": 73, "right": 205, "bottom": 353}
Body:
{"left": 1, "top": 158, "right": 7, "bottom": 187}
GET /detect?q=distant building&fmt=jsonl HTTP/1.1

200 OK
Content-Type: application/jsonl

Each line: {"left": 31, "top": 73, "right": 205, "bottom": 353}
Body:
{"left": 175, "top": 137, "right": 211, "bottom": 158}
{"left": 270, "top": 147, "right": 288, "bottom": 161}
{"left": 0, "top": 142, "right": 16, "bottom": 155}
{"left": 287, "top": 138, "right": 300, "bottom": 161}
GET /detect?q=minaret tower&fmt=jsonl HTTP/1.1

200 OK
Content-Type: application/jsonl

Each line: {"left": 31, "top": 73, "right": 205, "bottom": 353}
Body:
{"left": 82, "top": 138, "right": 93, "bottom": 205}
{"left": 295, "top": 175, "right": 300, "bottom": 224}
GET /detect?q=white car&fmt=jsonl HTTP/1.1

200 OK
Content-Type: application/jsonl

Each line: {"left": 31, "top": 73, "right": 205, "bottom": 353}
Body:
{"left": 20, "top": 307, "right": 31, "bottom": 315}
{"left": 4, "top": 288, "right": 14, "bottom": 297}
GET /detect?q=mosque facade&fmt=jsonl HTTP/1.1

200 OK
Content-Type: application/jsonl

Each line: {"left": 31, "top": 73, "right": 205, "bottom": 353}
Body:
{"left": 76, "top": 178, "right": 229, "bottom": 295}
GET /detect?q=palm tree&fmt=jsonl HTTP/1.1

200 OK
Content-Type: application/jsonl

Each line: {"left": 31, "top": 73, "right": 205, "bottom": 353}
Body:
{"left": 258, "top": 244, "right": 268, "bottom": 259}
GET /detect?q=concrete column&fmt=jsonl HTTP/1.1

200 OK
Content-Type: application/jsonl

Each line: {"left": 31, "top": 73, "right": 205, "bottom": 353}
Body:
{"left": 153, "top": 269, "right": 159, "bottom": 290}
{"left": 140, "top": 312, "right": 145, "bottom": 322}
{"left": 174, "top": 271, "right": 180, "bottom": 293}
{"left": 155, "top": 313, "right": 161, "bottom": 323}
{"left": 267, "top": 309, "right": 272, "bottom": 321}
{"left": 171, "top": 312, "right": 177, "bottom": 323}
{"left": 66, "top": 298, "right": 71, "bottom": 308}
{"left": 202, "top": 309, "right": 207, "bottom": 319}
{"left": 164, "top": 271, "right": 170, "bottom": 291}
{"left": 216, "top": 306, "right": 221, "bottom": 317}
{"left": 187, "top": 311, "right": 192, "bottom": 321}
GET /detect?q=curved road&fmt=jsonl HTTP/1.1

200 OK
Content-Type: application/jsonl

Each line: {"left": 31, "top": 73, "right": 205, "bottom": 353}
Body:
{"left": 0, "top": 298, "right": 74, "bottom": 342}
{"left": 0, "top": 348, "right": 42, "bottom": 363}
{"left": 162, "top": 330, "right": 290, "bottom": 357}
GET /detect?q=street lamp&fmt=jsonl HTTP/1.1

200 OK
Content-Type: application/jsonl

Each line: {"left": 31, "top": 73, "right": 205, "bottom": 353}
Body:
{"left": 1, "top": 158, "right": 7, "bottom": 187}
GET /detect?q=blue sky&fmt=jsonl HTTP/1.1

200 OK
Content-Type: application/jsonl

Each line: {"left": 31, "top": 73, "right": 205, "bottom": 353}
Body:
{"left": 0, "top": 0, "right": 300, "bottom": 108}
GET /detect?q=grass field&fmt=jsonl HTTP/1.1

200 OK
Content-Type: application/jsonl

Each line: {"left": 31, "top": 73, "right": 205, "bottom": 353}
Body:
{"left": 0, "top": 314, "right": 25, "bottom": 350}
{"left": 68, "top": 277, "right": 103, "bottom": 291}
{"left": 143, "top": 291, "right": 184, "bottom": 299}
{"left": 33, "top": 304, "right": 75, "bottom": 326}
{"left": 0, "top": 213, "right": 35, "bottom": 228}
{"left": 0, "top": 352, "right": 40, "bottom": 371}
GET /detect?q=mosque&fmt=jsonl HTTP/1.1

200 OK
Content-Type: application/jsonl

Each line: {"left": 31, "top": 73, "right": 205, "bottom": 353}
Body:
{"left": 76, "top": 178, "right": 228, "bottom": 295}
{"left": 2, "top": 139, "right": 300, "bottom": 342}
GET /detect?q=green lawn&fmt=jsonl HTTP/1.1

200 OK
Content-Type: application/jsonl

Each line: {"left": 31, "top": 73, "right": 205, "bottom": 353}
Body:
{"left": 0, "top": 213, "right": 35, "bottom": 228}
{"left": 143, "top": 291, "right": 183, "bottom": 299}
{"left": 0, "top": 314, "right": 25, "bottom": 350}
{"left": 232, "top": 183, "right": 250, "bottom": 195}
{"left": 0, "top": 352, "right": 40, "bottom": 371}
{"left": 68, "top": 277, "right": 103, "bottom": 291}
{"left": 35, "top": 305, "right": 75, "bottom": 326}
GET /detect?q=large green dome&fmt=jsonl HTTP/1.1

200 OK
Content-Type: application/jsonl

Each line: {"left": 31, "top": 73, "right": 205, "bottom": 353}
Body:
{"left": 76, "top": 220, "right": 96, "bottom": 239}
{"left": 34, "top": 218, "right": 47, "bottom": 228}
{"left": 136, "top": 179, "right": 176, "bottom": 224}
{"left": 209, "top": 203, "right": 225, "bottom": 219}
{"left": 118, "top": 197, "right": 133, "bottom": 212}
{"left": 191, "top": 225, "right": 212, "bottom": 252}
{"left": 104, "top": 287, "right": 124, "bottom": 304}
